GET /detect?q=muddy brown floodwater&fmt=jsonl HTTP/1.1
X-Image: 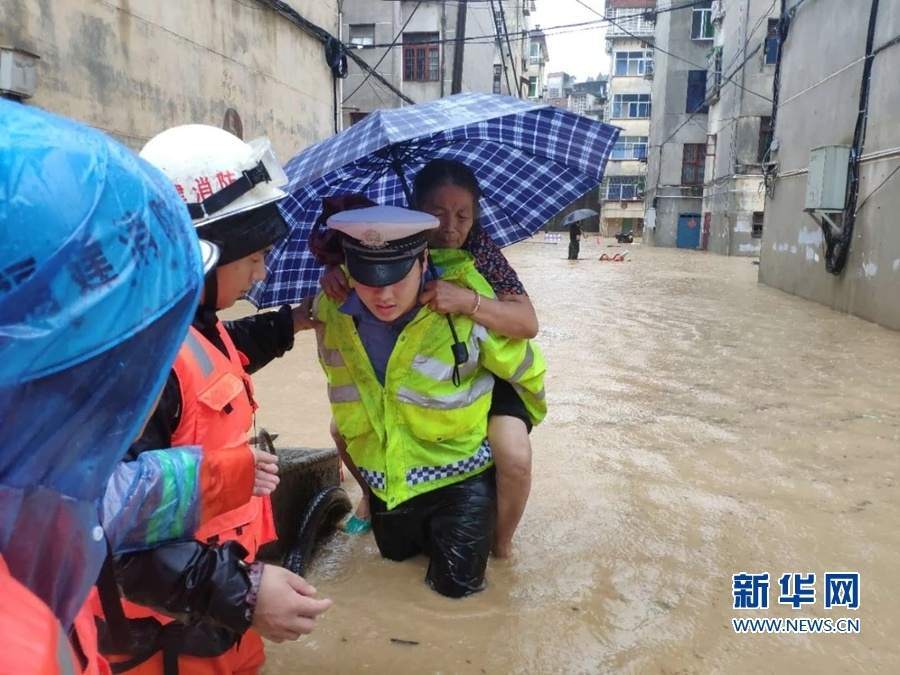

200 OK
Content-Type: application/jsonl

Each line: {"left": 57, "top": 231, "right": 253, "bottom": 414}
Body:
{"left": 229, "top": 238, "right": 900, "bottom": 674}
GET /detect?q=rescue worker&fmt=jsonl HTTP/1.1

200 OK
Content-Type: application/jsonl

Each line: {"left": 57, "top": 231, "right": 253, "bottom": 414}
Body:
{"left": 311, "top": 205, "right": 547, "bottom": 597}
{"left": 99, "top": 125, "right": 330, "bottom": 674}
{"left": 0, "top": 100, "right": 207, "bottom": 672}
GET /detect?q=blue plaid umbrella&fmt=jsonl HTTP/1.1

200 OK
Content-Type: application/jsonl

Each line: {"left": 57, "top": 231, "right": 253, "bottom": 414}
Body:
{"left": 250, "top": 93, "right": 620, "bottom": 307}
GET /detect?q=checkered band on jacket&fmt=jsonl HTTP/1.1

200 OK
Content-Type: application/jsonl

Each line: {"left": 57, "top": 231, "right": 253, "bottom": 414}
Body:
{"left": 405, "top": 440, "right": 492, "bottom": 487}
{"left": 358, "top": 467, "right": 386, "bottom": 490}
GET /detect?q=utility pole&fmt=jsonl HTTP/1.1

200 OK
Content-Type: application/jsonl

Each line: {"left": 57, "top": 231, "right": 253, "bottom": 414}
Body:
{"left": 451, "top": 0, "right": 467, "bottom": 94}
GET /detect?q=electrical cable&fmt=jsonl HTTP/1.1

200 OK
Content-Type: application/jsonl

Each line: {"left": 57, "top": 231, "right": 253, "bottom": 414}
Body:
{"left": 342, "top": 1, "right": 423, "bottom": 103}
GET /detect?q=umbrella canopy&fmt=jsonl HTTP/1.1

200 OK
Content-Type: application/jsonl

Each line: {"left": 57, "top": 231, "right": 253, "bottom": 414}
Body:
{"left": 250, "top": 93, "right": 620, "bottom": 306}
{"left": 562, "top": 209, "right": 600, "bottom": 226}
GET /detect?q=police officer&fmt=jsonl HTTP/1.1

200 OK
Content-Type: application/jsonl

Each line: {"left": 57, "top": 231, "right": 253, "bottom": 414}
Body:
{"left": 312, "top": 205, "right": 547, "bottom": 597}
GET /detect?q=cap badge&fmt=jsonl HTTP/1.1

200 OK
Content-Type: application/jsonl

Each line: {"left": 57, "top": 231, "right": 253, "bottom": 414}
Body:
{"left": 360, "top": 229, "right": 387, "bottom": 248}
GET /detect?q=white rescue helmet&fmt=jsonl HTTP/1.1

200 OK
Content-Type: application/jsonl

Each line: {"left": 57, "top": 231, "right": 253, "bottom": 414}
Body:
{"left": 140, "top": 124, "right": 288, "bottom": 226}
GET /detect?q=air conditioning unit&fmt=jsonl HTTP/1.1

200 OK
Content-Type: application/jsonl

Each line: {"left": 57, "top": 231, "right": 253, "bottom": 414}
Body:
{"left": 0, "top": 47, "right": 39, "bottom": 99}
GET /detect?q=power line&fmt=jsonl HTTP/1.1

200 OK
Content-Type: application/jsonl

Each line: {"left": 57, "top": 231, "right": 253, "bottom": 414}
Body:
{"left": 342, "top": 1, "right": 422, "bottom": 103}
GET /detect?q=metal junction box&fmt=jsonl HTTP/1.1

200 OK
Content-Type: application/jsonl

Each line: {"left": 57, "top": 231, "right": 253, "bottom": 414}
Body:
{"left": 0, "top": 47, "right": 40, "bottom": 99}
{"left": 805, "top": 145, "right": 851, "bottom": 211}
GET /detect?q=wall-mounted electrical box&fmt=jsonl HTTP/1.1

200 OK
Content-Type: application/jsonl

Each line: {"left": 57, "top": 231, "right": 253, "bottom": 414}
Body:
{"left": 0, "top": 47, "right": 40, "bottom": 99}
{"left": 805, "top": 145, "right": 850, "bottom": 211}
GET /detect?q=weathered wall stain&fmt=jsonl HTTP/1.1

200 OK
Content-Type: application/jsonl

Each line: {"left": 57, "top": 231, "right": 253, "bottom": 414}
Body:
{"left": 0, "top": 0, "right": 337, "bottom": 158}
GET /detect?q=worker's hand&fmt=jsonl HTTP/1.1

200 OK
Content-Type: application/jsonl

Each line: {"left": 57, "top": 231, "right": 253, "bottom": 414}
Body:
{"left": 252, "top": 565, "right": 333, "bottom": 642}
{"left": 291, "top": 297, "right": 321, "bottom": 333}
{"left": 251, "top": 448, "right": 280, "bottom": 496}
{"left": 419, "top": 280, "right": 478, "bottom": 316}
{"left": 320, "top": 265, "right": 350, "bottom": 303}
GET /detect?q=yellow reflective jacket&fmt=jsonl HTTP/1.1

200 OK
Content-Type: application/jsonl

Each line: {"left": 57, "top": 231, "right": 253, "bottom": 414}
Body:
{"left": 315, "top": 249, "right": 547, "bottom": 509}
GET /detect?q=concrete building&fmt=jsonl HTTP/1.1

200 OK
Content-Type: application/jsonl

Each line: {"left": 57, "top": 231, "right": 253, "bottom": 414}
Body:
{"left": 0, "top": 0, "right": 339, "bottom": 160}
{"left": 524, "top": 25, "right": 550, "bottom": 101}
{"left": 759, "top": 0, "right": 900, "bottom": 330}
{"left": 602, "top": 0, "right": 656, "bottom": 238}
{"left": 341, "top": 0, "right": 535, "bottom": 125}
{"left": 701, "top": 0, "right": 777, "bottom": 256}
{"left": 643, "top": 0, "right": 712, "bottom": 249}
{"left": 545, "top": 71, "right": 575, "bottom": 99}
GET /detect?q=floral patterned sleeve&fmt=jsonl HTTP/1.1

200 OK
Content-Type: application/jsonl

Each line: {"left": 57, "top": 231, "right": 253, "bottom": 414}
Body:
{"left": 463, "top": 225, "right": 528, "bottom": 296}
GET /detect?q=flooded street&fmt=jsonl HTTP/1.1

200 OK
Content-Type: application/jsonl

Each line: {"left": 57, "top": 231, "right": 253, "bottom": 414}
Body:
{"left": 239, "top": 239, "right": 900, "bottom": 674}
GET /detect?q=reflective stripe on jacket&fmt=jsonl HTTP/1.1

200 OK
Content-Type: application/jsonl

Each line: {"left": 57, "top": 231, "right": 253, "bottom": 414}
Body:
{"left": 316, "top": 248, "right": 546, "bottom": 509}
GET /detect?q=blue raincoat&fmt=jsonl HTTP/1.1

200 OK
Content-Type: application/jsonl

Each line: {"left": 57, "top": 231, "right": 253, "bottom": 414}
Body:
{"left": 0, "top": 100, "right": 205, "bottom": 628}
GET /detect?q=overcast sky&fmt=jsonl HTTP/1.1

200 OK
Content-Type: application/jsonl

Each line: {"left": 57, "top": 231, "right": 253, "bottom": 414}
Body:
{"left": 530, "top": 0, "right": 610, "bottom": 81}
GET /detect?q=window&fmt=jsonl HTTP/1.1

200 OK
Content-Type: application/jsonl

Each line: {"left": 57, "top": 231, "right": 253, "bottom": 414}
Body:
{"left": 606, "top": 176, "right": 643, "bottom": 201}
{"left": 611, "top": 94, "right": 651, "bottom": 118}
{"left": 692, "top": 1, "right": 714, "bottom": 40}
{"left": 349, "top": 112, "right": 369, "bottom": 126}
{"left": 681, "top": 143, "right": 706, "bottom": 185}
{"left": 752, "top": 212, "right": 764, "bottom": 238}
{"left": 493, "top": 64, "right": 502, "bottom": 94}
{"left": 349, "top": 24, "right": 375, "bottom": 47}
{"left": 611, "top": 136, "right": 648, "bottom": 160}
{"left": 686, "top": 70, "right": 708, "bottom": 113}
{"left": 764, "top": 19, "right": 780, "bottom": 64}
{"left": 758, "top": 116, "right": 773, "bottom": 162}
{"left": 614, "top": 50, "right": 653, "bottom": 77}
{"left": 528, "top": 76, "right": 538, "bottom": 97}
{"left": 403, "top": 33, "right": 440, "bottom": 82}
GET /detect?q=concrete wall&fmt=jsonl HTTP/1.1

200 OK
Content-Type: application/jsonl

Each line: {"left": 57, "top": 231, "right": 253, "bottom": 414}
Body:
{"left": 702, "top": 0, "right": 776, "bottom": 256}
{"left": 759, "top": 0, "right": 900, "bottom": 330}
{"left": 643, "top": 2, "right": 709, "bottom": 248}
{"left": 0, "top": 0, "right": 338, "bottom": 160}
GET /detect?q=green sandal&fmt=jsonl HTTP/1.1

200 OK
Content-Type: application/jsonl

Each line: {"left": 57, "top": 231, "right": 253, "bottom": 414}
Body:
{"left": 343, "top": 514, "right": 372, "bottom": 535}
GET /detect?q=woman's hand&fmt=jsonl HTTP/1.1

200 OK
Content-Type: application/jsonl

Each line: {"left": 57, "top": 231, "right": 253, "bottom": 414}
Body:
{"left": 321, "top": 265, "right": 351, "bottom": 303}
{"left": 291, "top": 297, "right": 321, "bottom": 333}
{"left": 419, "top": 280, "right": 478, "bottom": 316}
{"left": 251, "top": 448, "right": 280, "bottom": 496}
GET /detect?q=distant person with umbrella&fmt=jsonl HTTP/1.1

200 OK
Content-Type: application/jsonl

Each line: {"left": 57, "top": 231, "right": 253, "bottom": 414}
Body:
{"left": 568, "top": 221, "right": 582, "bottom": 260}
{"left": 562, "top": 209, "right": 597, "bottom": 261}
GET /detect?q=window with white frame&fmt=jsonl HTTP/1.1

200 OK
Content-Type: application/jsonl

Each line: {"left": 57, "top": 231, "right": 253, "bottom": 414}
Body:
{"left": 611, "top": 136, "right": 648, "bottom": 160}
{"left": 606, "top": 176, "right": 643, "bottom": 200}
{"left": 614, "top": 50, "right": 653, "bottom": 77}
{"left": 349, "top": 24, "right": 375, "bottom": 47}
{"left": 611, "top": 94, "right": 651, "bottom": 119}
{"left": 692, "top": 2, "right": 714, "bottom": 40}
{"left": 528, "top": 76, "right": 538, "bottom": 97}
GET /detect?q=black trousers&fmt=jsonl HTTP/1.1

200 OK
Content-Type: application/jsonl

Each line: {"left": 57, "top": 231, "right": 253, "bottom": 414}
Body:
{"left": 370, "top": 469, "right": 497, "bottom": 598}
{"left": 568, "top": 240, "right": 580, "bottom": 259}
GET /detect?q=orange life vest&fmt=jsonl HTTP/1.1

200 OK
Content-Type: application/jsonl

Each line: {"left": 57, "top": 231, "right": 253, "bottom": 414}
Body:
{"left": 109, "top": 322, "right": 276, "bottom": 673}
{"left": 170, "top": 324, "right": 276, "bottom": 555}
{"left": 1, "top": 557, "right": 110, "bottom": 675}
